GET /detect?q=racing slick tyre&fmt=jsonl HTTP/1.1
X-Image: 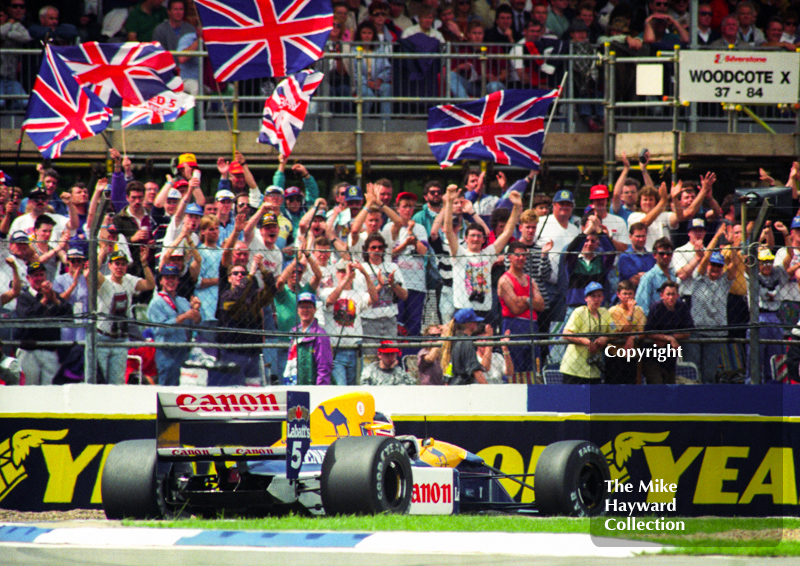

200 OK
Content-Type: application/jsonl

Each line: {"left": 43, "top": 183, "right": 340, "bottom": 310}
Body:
{"left": 320, "top": 436, "right": 413, "bottom": 515}
{"left": 101, "top": 439, "right": 165, "bottom": 519}
{"left": 534, "top": 440, "right": 610, "bottom": 517}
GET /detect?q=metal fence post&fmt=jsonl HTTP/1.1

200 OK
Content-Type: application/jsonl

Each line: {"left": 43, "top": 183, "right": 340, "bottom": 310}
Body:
{"left": 604, "top": 43, "right": 615, "bottom": 188}
{"left": 355, "top": 46, "right": 364, "bottom": 187}
{"left": 742, "top": 202, "right": 761, "bottom": 384}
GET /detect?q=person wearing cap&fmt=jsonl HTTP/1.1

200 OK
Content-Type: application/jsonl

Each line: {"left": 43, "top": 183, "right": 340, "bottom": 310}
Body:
{"left": 535, "top": 188, "right": 580, "bottom": 324}
{"left": 95, "top": 246, "right": 156, "bottom": 384}
{"left": 444, "top": 184, "right": 523, "bottom": 327}
{"left": 162, "top": 179, "right": 203, "bottom": 250}
{"left": 147, "top": 263, "right": 202, "bottom": 386}
{"left": 9, "top": 185, "right": 71, "bottom": 245}
{"left": 672, "top": 217, "right": 708, "bottom": 307}
{"left": 441, "top": 308, "right": 488, "bottom": 385}
{"left": 642, "top": 281, "right": 694, "bottom": 384}
{"left": 245, "top": 212, "right": 286, "bottom": 280}
{"left": 684, "top": 226, "right": 737, "bottom": 383}
{"left": 216, "top": 150, "right": 260, "bottom": 209}
{"left": 6, "top": 229, "right": 35, "bottom": 279}
{"left": 321, "top": 260, "right": 379, "bottom": 386}
{"left": 271, "top": 154, "right": 320, "bottom": 229}
{"left": 15, "top": 261, "right": 73, "bottom": 385}
{"left": 667, "top": 174, "right": 720, "bottom": 250}
{"left": 297, "top": 198, "right": 338, "bottom": 251}
{"left": 327, "top": 184, "right": 364, "bottom": 241}
{"left": 217, "top": 252, "right": 278, "bottom": 386}
{"left": 52, "top": 247, "right": 89, "bottom": 342}
{"left": 211, "top": 188, "right": 236, "bottom": 243}
{"left": 559, "top": 281, "right": 614, "bottom": 384}
{"left": 284, "top": 292, "right": 332, "bottom": 385}
{"left": 361, "top": 340, "right": 417, "bottom": 385}
{"left": 635, "top": 236, "right": 677, "bottom": 317}
{"left": 585, "top": 184, "right": 630, "bottom": 251}
{"left": 158, "top": 230, "right": 201, "bottom": 301}
{"left": 246, "top": 185, "right": 294, "bottom": 253}
{"left": 18, "top": 165, "right": 67, "bottom": 217}
{"left": 749, "top": 247, "right": 788, "bottom": 381}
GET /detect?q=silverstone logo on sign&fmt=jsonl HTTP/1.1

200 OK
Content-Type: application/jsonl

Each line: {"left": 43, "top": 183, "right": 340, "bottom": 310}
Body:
{"left": 678, "top": 50, "right": 799, "bottom": 104}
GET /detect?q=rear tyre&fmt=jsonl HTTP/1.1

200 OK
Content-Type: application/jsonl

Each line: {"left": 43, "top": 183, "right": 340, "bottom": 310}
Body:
{"left": 101, "top": 439, "right": 165, "bottom": 519}
{"left": 321, "top": 436, "right": 412, "bottom": 515}
{"left": 535, "top": 440, "right": 609, "bottom": 516}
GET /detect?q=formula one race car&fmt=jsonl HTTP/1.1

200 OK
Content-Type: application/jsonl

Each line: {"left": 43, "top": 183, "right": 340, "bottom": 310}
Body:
{"left": 101, "top": 390, "right": 610, "bottom": 518}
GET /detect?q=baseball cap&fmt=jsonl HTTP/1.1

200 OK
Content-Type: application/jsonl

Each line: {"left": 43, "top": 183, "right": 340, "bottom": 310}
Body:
{"left": 167, "top": 188, "right": 182, "bottom": 200}
{"left": 29, "top": 187, "right": 48, "bottom": 199}
{"left": 589, "top": 185, "right": 610, "bottom": 200}
{"left": 395, "top": 191, "right": 417, "bottom": 204}
{"left": 172, "top": 178, "right": 189, "bottom": 190}
{"left": 215, "top": 189, "right": 235, "bottom": 201}
{"left": 453, "top": 308, "right": 484, "bottom": 324}
{"left": 178, "top": 153, "right": 198, "bottom": 168}
{"left": 553, "top": 190, "right": 574, "bottom": 204}
{"left": 758, "top": 249, "right": 775, "bottom": 262}
{"left": 345, "top": 185, "right": 363, "bottom": 202}
{"left": 584, "top": 281, "right": 604, "bottom": 297}
{"left": 67, "top": 247, "right": 85, "bottom": 258}
{"left": 161, "top": 264, "right": 181, "bottom": 276}
{"left": 265, "top": 185, "right": 284, "bottom": 197}
{"left": 378, "top": 340, "right": 401, "bottom": 354}
{"left": 109, "top": 250, "right": 128, "bottom": 263}
{"left": 709, "top": 252, "right": 725, "bottom": 266}
{"left": 229, "top": 161, "right": 244, "bottom": 175}
{"left": 688, "top": 218, "right": 706, "bottom": 231}
{"left": 297, "top": 292, "right": 316, "bottom": 305}
{"left": 185, "top": 203, "right": 204, "bottom": 216}
{"left": 261, "top": 212, "right": 279, "bottom": 227}
{"left": 791, "top": 217, "right": 800, "bottom": 230}
{"left": 10, "top": 230, "right": 29, "bottom": 243}
{"left": 285, "top": 186, "right": 302, "bottom": 198}
{"left": 26, "top": 261, "right": 45, "bottom": 275}
{"left": 313, "top": 206, "right": 328, "bottom": 218}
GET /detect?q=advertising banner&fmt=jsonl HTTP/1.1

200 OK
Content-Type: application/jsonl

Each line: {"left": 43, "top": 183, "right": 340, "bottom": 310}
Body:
{"left": 678, "top": 50, "right": 800, "bottom": 104}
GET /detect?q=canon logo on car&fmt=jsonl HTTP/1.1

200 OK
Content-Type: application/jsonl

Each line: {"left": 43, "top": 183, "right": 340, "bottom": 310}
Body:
{"left": 232, "top": 448, "right": 276, "bottom": 455}
{"left": 175, "top": 393, "right": 281, "bottom": 413}
{"left": 412, "top": 481, "right": 453, "bottom": 504}
{"left": 171, "top": 448, "right": 211, "bottom": 456}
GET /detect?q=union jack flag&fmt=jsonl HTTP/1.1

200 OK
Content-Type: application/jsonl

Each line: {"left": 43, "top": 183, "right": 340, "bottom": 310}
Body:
{"left": 22, "top": 46, "right": 112, "bottom": 160}
{"left": 427, "top": 88, "right": 561, "bottom": 170}
{"left": 258, "top": 69, "right": 324, "bottom": 157}
{"left": 54, "top": 41, "right": 183, "bottom": 107}
{"left": 122, "top": 91, "right": 196, "bottom": 128}
{"left": 195, "top": 0, "right": 333, "bottom": 82}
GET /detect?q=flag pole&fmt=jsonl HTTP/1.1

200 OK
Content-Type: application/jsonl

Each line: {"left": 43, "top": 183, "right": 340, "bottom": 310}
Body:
{"left": 529, "top": 72, "right": 568, "bottom": 209}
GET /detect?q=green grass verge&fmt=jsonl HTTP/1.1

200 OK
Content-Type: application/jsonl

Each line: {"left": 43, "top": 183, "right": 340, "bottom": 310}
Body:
{"left": 131, "top": 514, "right": 800, "bottom": 556}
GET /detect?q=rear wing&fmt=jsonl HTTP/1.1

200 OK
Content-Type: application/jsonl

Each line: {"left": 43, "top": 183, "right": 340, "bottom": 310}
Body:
{"left": 156, "top": 389, "right": 310, "bottom": 479}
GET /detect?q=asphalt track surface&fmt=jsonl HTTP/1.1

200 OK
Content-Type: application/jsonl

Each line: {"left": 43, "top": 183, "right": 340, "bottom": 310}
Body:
{"left": 1, "top": 523, "right": 797, "bottom": 566}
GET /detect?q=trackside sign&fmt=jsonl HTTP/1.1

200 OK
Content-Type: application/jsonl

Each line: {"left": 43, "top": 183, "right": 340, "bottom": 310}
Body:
{"left": 678, "top": 50, "right": 799, "bottom": 104}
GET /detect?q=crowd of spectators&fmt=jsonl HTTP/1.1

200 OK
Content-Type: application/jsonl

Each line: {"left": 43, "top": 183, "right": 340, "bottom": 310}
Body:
{"left": 2, "top": 1, "right": 799, "bottom": 119}
{"left": 1, "top": 148, "right": 799, "bottom": 387}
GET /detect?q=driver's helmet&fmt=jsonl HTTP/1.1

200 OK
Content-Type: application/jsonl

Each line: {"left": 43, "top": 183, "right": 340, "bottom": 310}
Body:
{"left": 362, "top": 411, "right": 395, "bottom": 437}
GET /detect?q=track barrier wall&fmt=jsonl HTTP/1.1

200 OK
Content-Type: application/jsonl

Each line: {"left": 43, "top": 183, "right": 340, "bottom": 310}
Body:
{"left": 0, "top": 384, "right": 797, "bottom": 516}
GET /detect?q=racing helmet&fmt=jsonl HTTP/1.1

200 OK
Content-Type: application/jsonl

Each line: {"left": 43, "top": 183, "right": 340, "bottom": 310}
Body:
{"left": 363, "top": 411, "right": 395, "bottom": 437}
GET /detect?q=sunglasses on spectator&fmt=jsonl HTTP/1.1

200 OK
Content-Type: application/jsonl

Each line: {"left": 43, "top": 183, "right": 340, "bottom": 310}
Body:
{"left": 699, "top": 11, "right": 712, "bottom": 16}
{"left": 237, "top": 202, "right": 249, "bottom": 207}
{"left": 286, "top": 196, "right": 303, "bottom": 202}
{"left": 656, "top": 251, "right": 673, "bottom": 256}
{"left": 368, "top": 245, "right": 385, "bottom": 250}
{"left": 31, "top": 195, "right": 48, "bottom": 202}
{"left": 230, "top": 270, "right": 247, "bottom": 276}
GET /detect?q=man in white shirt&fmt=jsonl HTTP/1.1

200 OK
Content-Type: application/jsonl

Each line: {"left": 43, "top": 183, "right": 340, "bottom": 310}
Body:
{"left": 401, "top": 6, "right": 444, "bottom": 42}
{"left": 536, "top": 189, "right": 579, "bottom": 324}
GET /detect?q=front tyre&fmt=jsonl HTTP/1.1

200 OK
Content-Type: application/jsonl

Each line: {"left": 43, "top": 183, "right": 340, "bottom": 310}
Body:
{"left": 321, "top": 436, "right": 412, "bottom": 515}
{"left": 535, "top": 440, "right": 610, "bottom": 516}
